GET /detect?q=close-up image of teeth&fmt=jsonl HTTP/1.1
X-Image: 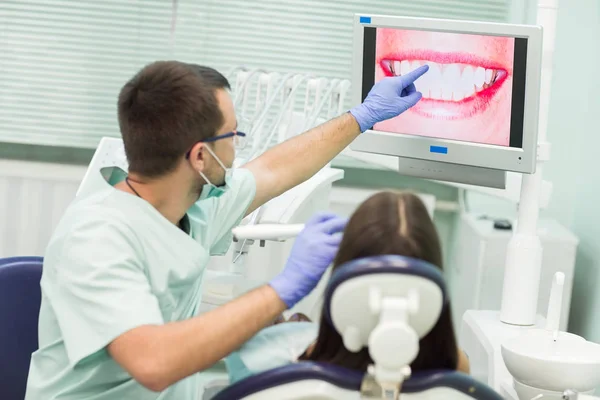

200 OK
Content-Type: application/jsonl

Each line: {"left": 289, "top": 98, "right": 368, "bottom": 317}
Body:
{"left": 382, "top": 59, "right": 502, "bottom": 102}
{"left": 372, "top": 27, "right": 516, "bottom": 146}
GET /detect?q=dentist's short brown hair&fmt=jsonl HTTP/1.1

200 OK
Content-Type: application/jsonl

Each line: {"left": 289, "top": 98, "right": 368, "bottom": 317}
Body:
{"left": 118, "top": 61, "right": 230, "bottom": 178}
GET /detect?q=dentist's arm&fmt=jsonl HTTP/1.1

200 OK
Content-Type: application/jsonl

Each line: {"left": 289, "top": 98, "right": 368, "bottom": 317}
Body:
{"left": 108, "top": 213, "right": 346, "bottom": 392}
{"left": 242, "top": 65, "right": 428, "bottom": 215}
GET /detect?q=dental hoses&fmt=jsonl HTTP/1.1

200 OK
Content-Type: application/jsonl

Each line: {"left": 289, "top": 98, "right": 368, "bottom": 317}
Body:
{"left": 237, "top": 71, "right": 283, "bottom": 141}
{"left": 244, "top": 74, "right": 310, "bottom": 162}
{"left": 233, "top": 68, "right": 269, "bottom": 107}
{"left": 246, "top": 72, "right": 297, "bottom": 136}
{"left": 233, "top": 70, "right": 289, "bottom": 166}
{"left": 234, "top": 73, "right": 301, "bottom": 166}
{"left": 301, "top": 79, "right": 340, "bottom": 132}
{"left": 252, "top": 75, "right": 313, "bottom": 159}
{"left": 225, "top": 66, "right": 247, "bottom": 81}
{"left": 257, "top": 76, "right": 340, "bottom": 157}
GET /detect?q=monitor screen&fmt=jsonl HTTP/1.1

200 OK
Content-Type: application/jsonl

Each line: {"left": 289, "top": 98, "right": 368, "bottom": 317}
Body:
{"left": 361, "top": 27, "right": 528, "bottom": 148}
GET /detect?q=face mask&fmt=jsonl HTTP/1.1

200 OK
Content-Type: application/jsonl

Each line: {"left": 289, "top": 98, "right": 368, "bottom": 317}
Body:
{"left": 198, "top": 145, "right": 234, "bottom": 200}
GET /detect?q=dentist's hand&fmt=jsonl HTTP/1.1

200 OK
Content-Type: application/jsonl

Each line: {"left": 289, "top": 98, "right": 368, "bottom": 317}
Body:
{"left": 269, "top": 212, "right": 348, "bottom": 308}
{"left": 349, "top": 65, "right": 429, "bottom": 132}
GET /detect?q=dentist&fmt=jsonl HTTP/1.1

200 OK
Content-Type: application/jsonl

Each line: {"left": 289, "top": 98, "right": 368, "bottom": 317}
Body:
{"left": 25, "top": 61, "right": 428, "bottom": 399}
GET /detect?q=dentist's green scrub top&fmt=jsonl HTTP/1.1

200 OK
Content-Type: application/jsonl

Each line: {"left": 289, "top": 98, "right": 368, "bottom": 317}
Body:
{"left": 25, "top": 168, "right": 256, "bottom": 400}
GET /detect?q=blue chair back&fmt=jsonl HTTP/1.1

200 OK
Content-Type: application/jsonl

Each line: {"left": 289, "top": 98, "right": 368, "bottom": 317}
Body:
{"left": 0, "top": 257, "right": 43, "bottom": 400}
{"left": 0, "top": 256, "right": 42, "bottom": 268}
{"left": 213, "top": 362, "right": 503, "bottom": 400}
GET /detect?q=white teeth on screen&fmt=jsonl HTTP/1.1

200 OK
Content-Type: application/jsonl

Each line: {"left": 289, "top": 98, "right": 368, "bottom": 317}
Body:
{"left": 430, "top": 88, "right": 442, "bottom": 100}
{"left": 387, "top": 60, "right": 501, "bottom": 102}
{"left": 411, "top": 60, "right": 421, "bottom": 72}
{"left": 485, "top": 68, "right": 493, "bottom": 84}
{"left": 475, "top": 67, "right": 486, "bottom": 88}
{"left": 400, "top": 60, "right": 411, "bottom": 76}
{"left": 393, "top": 60, "right": 401, "bottom": 75}
{"left": 461, "top": 66, "right": 475, "bottom": 98}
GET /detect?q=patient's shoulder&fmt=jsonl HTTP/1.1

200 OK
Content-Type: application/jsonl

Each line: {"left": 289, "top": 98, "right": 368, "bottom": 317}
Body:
{"left": 225, "top": 322, "right": 319, "bottom": 384}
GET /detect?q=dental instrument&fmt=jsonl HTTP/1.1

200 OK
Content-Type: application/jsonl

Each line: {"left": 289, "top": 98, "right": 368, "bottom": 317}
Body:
{"left": 232, "top": 224, "right": 304, "bottom": 242}
{"left": 203, "top": 165, "right": 344, "bottom": 315}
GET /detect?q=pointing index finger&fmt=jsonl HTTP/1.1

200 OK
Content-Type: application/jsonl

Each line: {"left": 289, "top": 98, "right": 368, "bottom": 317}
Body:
{"left": 402, "top": 65, "right": 429, "bottom": 87}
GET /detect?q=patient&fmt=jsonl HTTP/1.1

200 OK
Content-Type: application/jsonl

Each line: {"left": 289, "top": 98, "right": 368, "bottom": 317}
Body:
{"left": 225, "top": 191, "right": 469, "bottom": 383}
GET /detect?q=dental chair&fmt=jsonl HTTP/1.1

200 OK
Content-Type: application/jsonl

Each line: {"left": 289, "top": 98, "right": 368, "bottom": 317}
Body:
{"left": 213, "top": 255, "right": 503, "bottom": 400}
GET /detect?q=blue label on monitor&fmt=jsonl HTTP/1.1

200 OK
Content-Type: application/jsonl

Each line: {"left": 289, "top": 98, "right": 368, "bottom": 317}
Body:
{"left": 359, "top": 16, "right": 371, "bottom": 24}
{"left": 430, "top": 146, "right": 448, "bottom": 154}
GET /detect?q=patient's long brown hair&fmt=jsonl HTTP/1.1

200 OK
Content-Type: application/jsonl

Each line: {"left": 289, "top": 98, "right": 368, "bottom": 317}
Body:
{"left": 300, "top": 191, "right": 458, "bottom": 372}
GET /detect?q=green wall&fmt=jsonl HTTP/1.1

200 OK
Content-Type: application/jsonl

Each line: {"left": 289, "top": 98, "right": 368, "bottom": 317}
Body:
{"left": 532, "top": 0, "right": 600, "bottom": 341}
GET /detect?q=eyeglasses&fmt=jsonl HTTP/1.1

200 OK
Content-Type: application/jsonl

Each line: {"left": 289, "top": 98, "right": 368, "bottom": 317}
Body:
{"left": 185, "top": 131, "right": 247, "bottom": 159}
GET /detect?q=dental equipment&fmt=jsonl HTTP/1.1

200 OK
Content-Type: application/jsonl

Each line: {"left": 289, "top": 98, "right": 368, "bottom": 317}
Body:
{"left": 347, "top": 6, "right": 600, "bottom": 400}
{"left": 204, "top": 166, "right": 344, "bottom": 317}
{"left": 301, "top": 79, "right": 340, "bottom": 133}
{"left": 448, "top": 214, "right": 577, "bottom": 332}
{"left": 266, "top": 78, "right": 352, "bottom": 154}
{"left": 232, "top": 68, "right": 269, "bottom": 107}
{"left": 500, "top": 272, "right": 600, "bottom": 399}
{"left": 228, "top": 70, "right": 309, "bottom": 165}
{"left": 212, "top": 256, "right": 503, "bottom": 400}
{"left": 228, "top": 71, "right": 350, "bottom": 165}
{"left": 349, "top": 15, "right": 542, "bottom": 189}
{"left": 251, "top": 75, "right": 312, "bottom": 159}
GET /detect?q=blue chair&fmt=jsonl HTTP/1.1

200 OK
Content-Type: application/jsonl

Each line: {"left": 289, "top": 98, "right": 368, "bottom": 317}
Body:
{"left": 0, "top": 256, "right": 43, "bottom": 268}
{"left": 214, "top": 362, "right": 503, "bottom": 400}
{"left": 0, "top": 258, "right": 43, "bottom": 400}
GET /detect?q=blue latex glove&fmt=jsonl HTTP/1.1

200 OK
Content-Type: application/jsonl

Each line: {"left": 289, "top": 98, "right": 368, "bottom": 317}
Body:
{"left": 350, "top": 64, "right": 429, "bottom": 132}
{"left": 269, "top": 212, "right": 348, "bottom": 308}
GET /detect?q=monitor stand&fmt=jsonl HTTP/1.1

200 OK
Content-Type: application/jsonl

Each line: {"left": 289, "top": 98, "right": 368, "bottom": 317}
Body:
{"left": 397, "top": 158, "right": 506, "bottom": 189}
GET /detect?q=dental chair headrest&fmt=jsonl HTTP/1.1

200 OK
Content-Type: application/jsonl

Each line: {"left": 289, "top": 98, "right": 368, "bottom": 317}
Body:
{"left": 323, "top": 255, "right": 447, "bottom": 375}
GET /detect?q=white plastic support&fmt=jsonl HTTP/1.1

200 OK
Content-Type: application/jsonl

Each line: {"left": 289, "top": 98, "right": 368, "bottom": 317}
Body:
{"left": 369, "top": 295, "right": 419, "bottom": 386}
{"left": 343, "top": 326, "right": 363, "bottom": 353}
{"left": 499, "top": 0, "right": 558, "bottom": 326}
{"left": 537, "top": 142, "right": 552, "bottom": 162}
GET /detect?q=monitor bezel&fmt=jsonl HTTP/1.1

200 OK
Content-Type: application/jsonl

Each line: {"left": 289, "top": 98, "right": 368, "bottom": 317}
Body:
{"left": 350, "top": 14, "right": 543, "bottom": 174}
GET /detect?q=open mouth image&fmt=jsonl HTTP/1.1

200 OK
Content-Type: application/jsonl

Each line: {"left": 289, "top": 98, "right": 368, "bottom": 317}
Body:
{"left": 372, "top": 28, "right": 515, "bottom": 146}
{"left": 380, "top": 51, "right": 509, "bottom": 120}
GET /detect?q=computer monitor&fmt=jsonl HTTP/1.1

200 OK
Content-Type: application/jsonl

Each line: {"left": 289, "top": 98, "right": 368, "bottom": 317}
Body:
{"left": 349, "top": 14, "right": 543, "bottom": 186}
